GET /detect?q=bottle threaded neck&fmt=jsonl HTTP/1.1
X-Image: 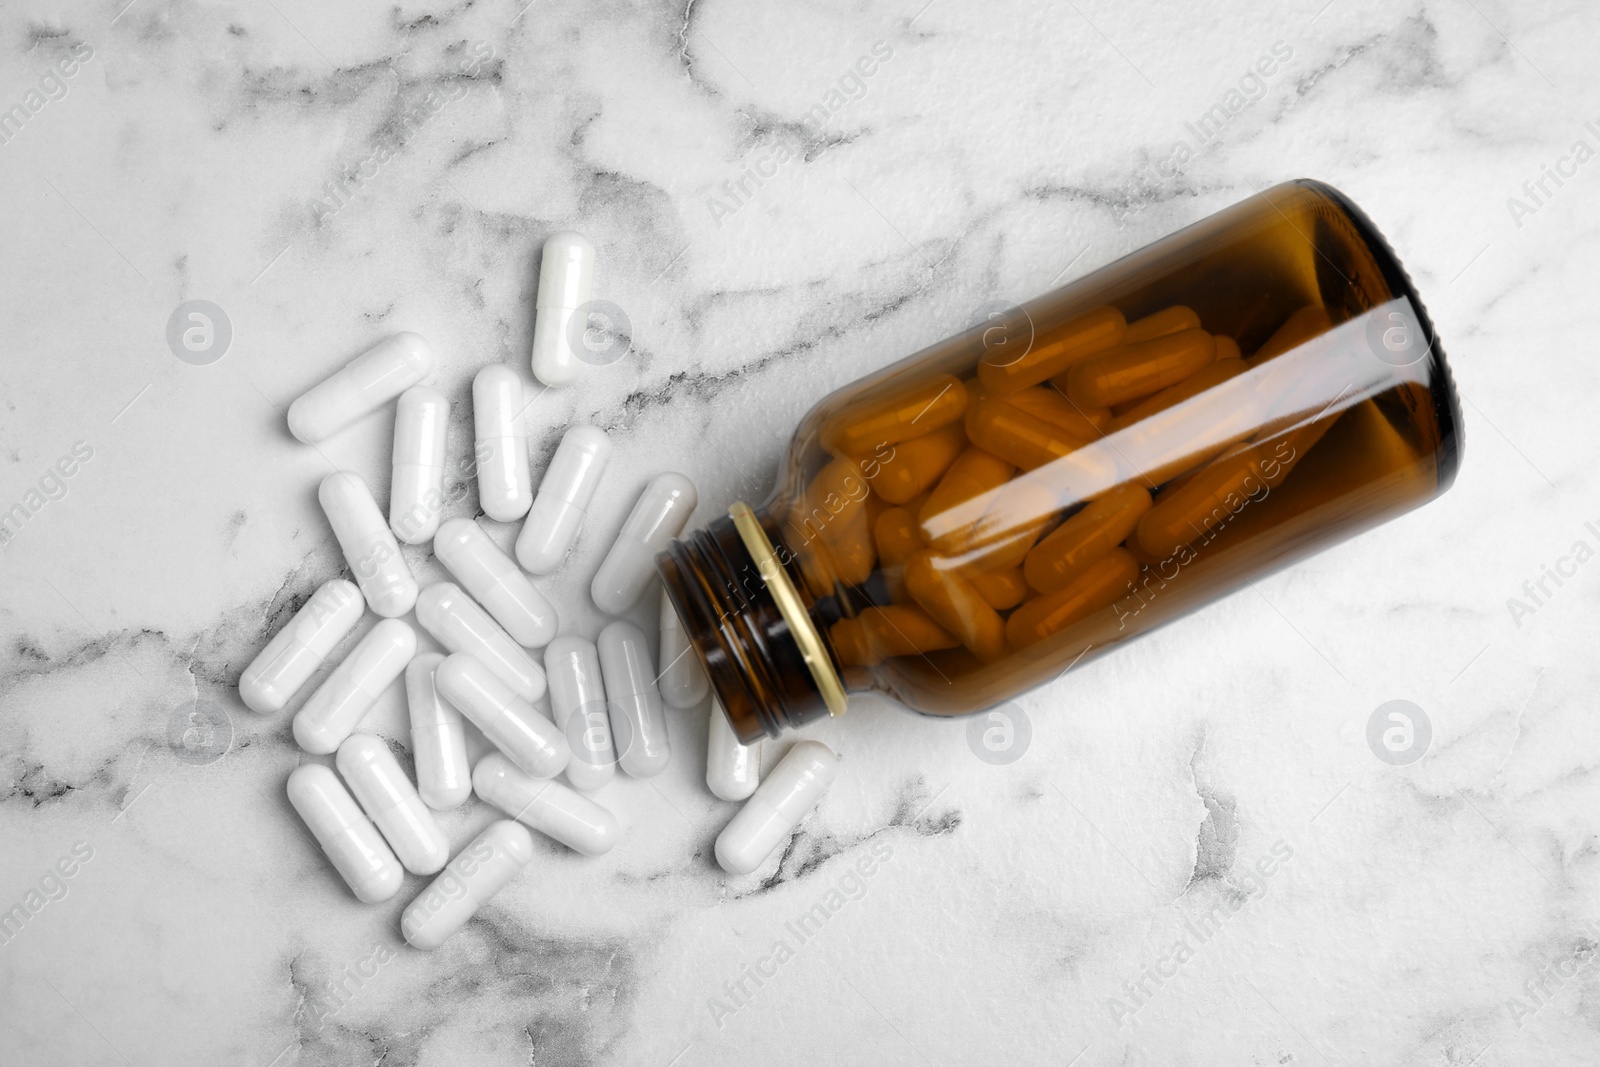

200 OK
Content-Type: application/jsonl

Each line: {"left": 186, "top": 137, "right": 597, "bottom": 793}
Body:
{"left": 657, "top": 510, "right": 834, "bottom": 742}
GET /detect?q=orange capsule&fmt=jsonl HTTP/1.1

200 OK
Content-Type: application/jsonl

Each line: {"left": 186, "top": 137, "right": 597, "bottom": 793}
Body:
{"left": 969, "top": 566, "right": 1030, "bottom": 610}
{"left": 937, "top": 477, "right": 1061, "bottom": 576}
{"left": 1023, "top": 483, "right": 1151, "bottom": 594}
{"left": 1138, "top": 440, "right": 1247, "bottom": 495}
{"left": 861, "top": 489, "right": 887, "bottom": 548}
{"left": 924, "top": 454, "right": 1095, "bottom": 564}
{"left": 874, "top": 507, "right": 925, "bottom": 567}
{"left": 1107, "top": 563, "right": 1169, "bottom": 634}
{"left": 791, "top": 455, "right": 869, "bottom": 531}
{"left": 1122, "top": 535, "right": 1172, "bottom": 569}
{"left": 948, "top": 513, "right": 1054, "bottom": 577}
{"left": 874, "top": 505, "right": 924, "bottom": 600}
{"left": 919, "top": 447, "right": 1015, "bottom": 551}
{"left": 1101, "top": 358, "right": 1266, "bottom": 491}
{"left": 965, "top": 396, "right": 1094, "bottom": 471}
{"left": 903, "top": 551, "right": 1007, "bottom": 662}
{"left": 1006, "top": 548, "right": 1139, "bottom": 650}
{"left": 786, "top": 527, "right": 841, "bottom": 597}
{"left": 1213, "top": 335, "right": 1241, "bottom": 362}
{"left": 1246, "top": 306, "right": 1332, "bottom": 368}
{"left": 994, "top": 386, "right": 1108, "bottom": 437}
{"left": 1123, "top": 305, "right": 1201, "bottom": 344}
{"left": 1011, "top": 441, "right": 1125, "bottom": 515}
{"left": 790, "top": 455, "right": 875, "bottom": 586}
{"left": 820, "top": 375, "right": 968, "bottom": 456}
{"left": 1065, "top": 328, "right": 1217, "bottom": 409}
{"left": 1155, "top": 461, "right": 1205, "bottom": 499}
{"left": 863, "top": 605, "right": 960, "bottom": 659}
{"left": 830, "top": 618, "right": 869, "bottom": 666}
{"left": 977, "top": 306, "right": 1126, "bottom": 394}
{"left": 1133, "top": 415, "right": 1339, "bottom": 559}
{"left": 1105, "top": 357, "right": 1249, "bottom": 434}
{"left": 870, "top": 422, "right": 966, "bottom": 505}
{"left": 826, "top": 526, "right": 875, "bottom": 587}
{"left": 1103, "top": 394, "right": 1141, "bottom": 420}
{"left": 830, "top": 605, "right": 959, "bottom": 667}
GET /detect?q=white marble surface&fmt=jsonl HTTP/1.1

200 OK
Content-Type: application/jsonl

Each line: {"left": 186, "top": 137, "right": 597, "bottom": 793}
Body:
{"left": 2, "top": 0, "right": 1599, "bottom": 1063}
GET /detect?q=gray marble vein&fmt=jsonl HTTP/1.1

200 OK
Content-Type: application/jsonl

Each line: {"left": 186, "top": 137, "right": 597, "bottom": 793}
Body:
{"left": 2, "top": 0, "right": 1598, "bottom": 1063}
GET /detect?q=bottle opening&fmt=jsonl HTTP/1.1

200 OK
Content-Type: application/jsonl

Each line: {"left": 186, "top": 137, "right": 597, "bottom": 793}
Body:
{"left": 658, "top": 509, "right": 836, "bottom": 742}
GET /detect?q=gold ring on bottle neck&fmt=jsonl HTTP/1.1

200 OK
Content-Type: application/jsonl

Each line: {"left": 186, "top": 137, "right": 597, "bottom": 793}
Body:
{"left": 727, "top": 502, "right": 848, "bottom": 718}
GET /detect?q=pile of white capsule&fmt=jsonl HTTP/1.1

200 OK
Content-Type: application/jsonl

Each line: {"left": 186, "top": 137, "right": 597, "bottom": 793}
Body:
{"left": 238, "top": 233, "right": 840, "bottom": 950}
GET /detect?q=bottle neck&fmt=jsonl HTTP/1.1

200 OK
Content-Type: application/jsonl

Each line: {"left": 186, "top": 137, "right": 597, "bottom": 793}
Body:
{"left": 658, "top": 507, "right": 840, "bottom": 743}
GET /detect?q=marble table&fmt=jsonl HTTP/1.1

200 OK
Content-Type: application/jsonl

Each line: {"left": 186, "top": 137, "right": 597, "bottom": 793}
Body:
{"left": 2, "top": 0, "right": 1597, "bottom": 1063}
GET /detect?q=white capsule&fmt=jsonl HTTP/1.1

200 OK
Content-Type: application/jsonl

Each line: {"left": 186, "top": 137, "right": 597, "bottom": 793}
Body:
{"left": 320, "top": 471, "right": 419, "bottom": 618}
{"left": 402, "top": 820, "right": 534, "bottom": 950}
{"left": 390, "top": 385, "right": 449, "bottom": 545}
{"left": 287, "top": 332, "right": 434, "bottom": 444}
{"left": 239, "top": 579, "right": 365, "bottom": 714}
{"left": 405, "top": 653, "right": 472, "bottom": 810}
{"left": 707, "top": 698, "right": 761, "bottom": 802}
{"left": 286, "top": 763, "right": 403, "bottom": 904}
{"left": 542, "top": 635, "right": 616, "bottom": 792}
{"left": 473, "top": 365, "right": 532, "bottom": 523}
{"left": 657, "top": 588, "right": 709, "bottom": 710}
{"left": 434, "top": 653, "right": 569, "bottom": 779}
{"left": 434, "top": 519, "right": 558, "bottom": 648}
{"left": 714, "top": 740, "right": 838, "bottom": 875}
{"left": 591, "top": 473, "right": 698, "bottom": 615}
{"left": 597, "top": 620, "right": 671, "bottom": 778}
{"left": 530, "top": 231, "right": 596, "bottom": 388}
{"left": 473, "top": 753, "right": 619, "bottom": 856}
{"left": 414, "top": 582, "right": 546, "bottom": 703}
{"left": 293, "top": 618, "right": 416, "bottom": 755}
{"left": 336, "top": 733, "right": 450, "bottom": 875}
{"left": 515, "top": 425, "right": 612, "bottom": 574}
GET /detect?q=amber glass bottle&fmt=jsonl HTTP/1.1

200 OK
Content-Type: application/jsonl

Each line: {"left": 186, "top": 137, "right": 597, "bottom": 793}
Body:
{"left": 659, "top": 180, "right": 1462, "bottom": 743}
